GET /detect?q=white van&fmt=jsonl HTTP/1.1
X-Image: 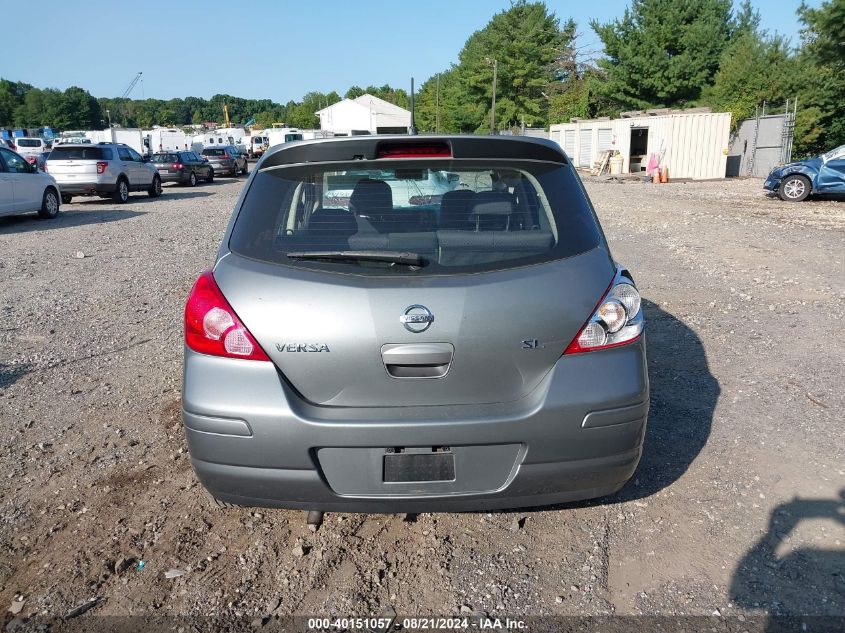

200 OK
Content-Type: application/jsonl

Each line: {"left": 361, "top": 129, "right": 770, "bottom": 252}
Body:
{"left": 15, "top": 137, "right": 47, "bottom": 155}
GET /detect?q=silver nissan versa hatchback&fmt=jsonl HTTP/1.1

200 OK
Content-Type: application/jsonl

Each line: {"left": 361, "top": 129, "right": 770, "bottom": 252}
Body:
{"left": 182, "top": 135, "right": 649, "bottom": 512}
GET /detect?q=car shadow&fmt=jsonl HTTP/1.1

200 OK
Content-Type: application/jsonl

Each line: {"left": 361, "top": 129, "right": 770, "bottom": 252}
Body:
{"left": 158, "top": 190, "right": 213, "bottom": 200}
{"left": 506, "top": 299, "right": 719, "bottom": 513}
{"left": 0, "top": 209, "right": 146, "bottom": 234}
{"left": 812, "top": 193, "right": 845, "bottom": 203}
{"left": 0, "top": 362, "right": 31, "bottom": 389}
{"left": 729, "top": 489, "right": 845, "bottom": 629}
{"left": 607, "top": 298, "right": 718, "bottom": 503}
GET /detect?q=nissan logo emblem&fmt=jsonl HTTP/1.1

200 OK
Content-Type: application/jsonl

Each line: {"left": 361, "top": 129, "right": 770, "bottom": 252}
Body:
{"left": 400, "top": 305, "right": 434, "bottom": 333}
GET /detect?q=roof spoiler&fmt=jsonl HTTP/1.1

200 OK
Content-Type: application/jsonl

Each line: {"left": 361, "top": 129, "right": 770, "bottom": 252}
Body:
{"left": 260, "top": 136, "right": 568, "bottom": 168}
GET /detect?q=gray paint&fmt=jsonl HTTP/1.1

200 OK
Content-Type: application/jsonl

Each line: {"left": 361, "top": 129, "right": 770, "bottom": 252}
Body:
{"left": 182, "top": 134, "right": 650, "bottom": 512}
{"left": 728, "top": 114, "right": 788, "bottom": 177}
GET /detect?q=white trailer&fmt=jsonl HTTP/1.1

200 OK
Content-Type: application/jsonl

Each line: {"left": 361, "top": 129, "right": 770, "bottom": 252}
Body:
{"left": 267, "top": 127, "right": 303, "bottom": 148}
{"left": 76, "top": 129, "right": 145, "bottom": 154}
{"left": 299, "top": 129, "right": 333, "bottom": 140}
{"left": 143, "top": 128, "right": 189, "bottom": 155}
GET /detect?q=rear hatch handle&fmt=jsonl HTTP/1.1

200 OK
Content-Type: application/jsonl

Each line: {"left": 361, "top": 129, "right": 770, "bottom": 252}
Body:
{"left": 381, "top": 343, "right": 454, "bottom": 379}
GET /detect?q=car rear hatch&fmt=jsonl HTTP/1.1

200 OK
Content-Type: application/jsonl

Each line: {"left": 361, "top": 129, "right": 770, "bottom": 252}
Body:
{"left": 215, "top": 138, "right": 613, "bottom": 408}
{"left": 152, "top": 154, "right": 180, "bottom": 174}
{"left": 214, "top": 249, "right": 612, "bottom": 407}
{"left": 47, "top": 146, "right": 112, "bottom": 178}
{"left": 202, "top": 150, "right": 230, "bottom": 166}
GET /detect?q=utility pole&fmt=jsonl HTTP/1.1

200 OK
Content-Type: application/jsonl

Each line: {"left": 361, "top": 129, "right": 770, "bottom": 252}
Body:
{"left": 106, "top": 109, "right": 115, "bottom": 143}
{"left": 435, "top": 73, "right": 440, "bottom": 134}
{"left": 409, "top": 77, "right": 417, "bottom": 135}
{"left": 490, "top": 59, "right": 498, "bottom": 135}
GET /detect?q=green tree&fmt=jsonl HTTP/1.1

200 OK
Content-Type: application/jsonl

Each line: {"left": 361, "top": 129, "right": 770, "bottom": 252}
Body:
{"left": 345, "top": 85, "right": 365, "bottom": 99}
{"left": 51, "top": 87, "right": 103, "bottom": 129}
{"left": 453, "top": 1, "right": 571, "bottom": 131}
{"left": 792, "top": 0, "right": 845, "bottom": 155}
{"left": 702, "top": 7, "right": 793, "bottom": 129}
{"left": 591, "top": 0, "right": 733, "bottom": 111}
{"left": 414, "top": 1, "right": 570, "bottom": 133}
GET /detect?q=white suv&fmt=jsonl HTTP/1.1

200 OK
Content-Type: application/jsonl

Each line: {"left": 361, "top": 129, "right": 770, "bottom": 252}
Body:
{"left": 46, "top": 142, "right": 162, "bottom": 203}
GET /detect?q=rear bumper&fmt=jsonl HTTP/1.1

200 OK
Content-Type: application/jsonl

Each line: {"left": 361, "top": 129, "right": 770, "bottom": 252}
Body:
{"left": 158, "top": 171, "right": 189, "bottom": 182}
{"left": 53, "top": 180, "right": 115, "bottom": 195}
{"left": 208, "top": 162, "right": 236, "bottom": 174}
{"left": 182, "top": 339, "right": 649, "bottom": 512}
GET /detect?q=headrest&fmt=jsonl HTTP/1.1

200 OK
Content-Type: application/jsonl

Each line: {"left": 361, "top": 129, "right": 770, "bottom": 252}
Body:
{"left": 349, "top": 179, "right": 393, "bottom": 215}
{"left": 470, "top": 191, "right": 514, "bottom": 216}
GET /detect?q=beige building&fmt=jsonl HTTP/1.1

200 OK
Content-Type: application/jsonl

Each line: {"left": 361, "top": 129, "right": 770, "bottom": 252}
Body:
{"left": 549, "top": 109, "right": 731, "bottom": 180}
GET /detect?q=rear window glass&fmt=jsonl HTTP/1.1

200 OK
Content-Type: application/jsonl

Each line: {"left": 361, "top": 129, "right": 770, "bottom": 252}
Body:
{"left": 152, "top": 153, "right": 179, "bottom": 163}
{"left": 17, "top": 139, "right": 41, "bottom": 147}
{"left": 49, "top": 146, "right": 113, "bottom": 160}
{"left": 202, "top": 148, "right": 227, "bottom": 157}
{"left": 284, "top": 134, "right": 303, "bottom": 142}
{"left": 229, "top": 160, "right": 602, "bottom": 275}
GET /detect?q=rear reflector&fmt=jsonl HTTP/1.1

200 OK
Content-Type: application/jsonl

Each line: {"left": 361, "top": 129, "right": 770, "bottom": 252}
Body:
{"left": 184, "top": 270, "right": 270, "bottom": 361}
{"left": 377, "top": 142, "right": 451, "bottom": 159}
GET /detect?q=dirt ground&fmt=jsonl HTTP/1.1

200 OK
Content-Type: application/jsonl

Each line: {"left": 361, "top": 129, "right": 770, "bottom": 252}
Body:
{"left": 0, "top": 174, "right": 843, "bottom": 629}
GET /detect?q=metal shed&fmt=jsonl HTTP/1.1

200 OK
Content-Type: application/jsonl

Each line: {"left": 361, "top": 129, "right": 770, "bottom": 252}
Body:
{"left": 549, "top": 110, "right": 732, "bottom": 180}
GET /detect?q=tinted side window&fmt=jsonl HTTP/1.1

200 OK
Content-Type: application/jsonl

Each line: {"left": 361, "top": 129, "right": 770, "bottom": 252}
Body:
{"left": 117, "top": 147, "right": 132, "bottom": 161}
{"left": 127, "top": 147, "right": 143, "bottom": 162}
{"left": 0, "top": 149, "right": 29, "bottom": 173}
{"left": 50, "top": 146, "right": 113, "bottom": 160}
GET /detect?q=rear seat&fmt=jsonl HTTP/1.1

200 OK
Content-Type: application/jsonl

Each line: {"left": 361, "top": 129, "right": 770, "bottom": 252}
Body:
{"left": 288, "top": 203, "right": 553, "bottom": 267}
{"left": 348, "top": 232, "right": 438, "bottom": 259}
{"left": 436, "top": 230, "right": 554, "bottom": 266}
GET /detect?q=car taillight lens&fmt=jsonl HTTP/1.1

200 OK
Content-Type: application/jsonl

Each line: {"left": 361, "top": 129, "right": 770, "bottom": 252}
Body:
{"left": 184, "top": 270, "right": 270, "bottom": 361}
{"left": 96, "top": 161, "right": 107, "bottom": 174}
{"left": 564, "top": 279, "right": 643, "bottom": 354}
{"left": 172, "top": 163, "right": 183, "bottom": 170}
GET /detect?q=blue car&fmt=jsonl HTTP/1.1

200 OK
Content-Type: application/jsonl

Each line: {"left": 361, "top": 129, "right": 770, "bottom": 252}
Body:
{"left": 764, "top": 144, "right": 845, "bottom": 201}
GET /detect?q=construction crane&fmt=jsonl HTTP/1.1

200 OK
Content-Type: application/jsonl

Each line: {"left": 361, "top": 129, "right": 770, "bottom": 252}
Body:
{"left": 121, "top": 72, "right": 143, "bottom": 99}
{"left": 223, "top": 104, "right": 231, "bottom": 128}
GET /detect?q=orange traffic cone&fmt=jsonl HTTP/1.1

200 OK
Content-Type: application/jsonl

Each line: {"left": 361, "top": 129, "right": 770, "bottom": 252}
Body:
{"left": 652, "top": 169, "right": 661, "bottom": 184}
{"left": 660, "top": 166, "right": 668, "bottom": 183}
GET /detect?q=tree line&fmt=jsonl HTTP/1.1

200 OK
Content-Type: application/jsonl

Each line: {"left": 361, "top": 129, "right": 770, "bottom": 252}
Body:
{"left": 1, "top": 0, "right": 843, "bottom": 158}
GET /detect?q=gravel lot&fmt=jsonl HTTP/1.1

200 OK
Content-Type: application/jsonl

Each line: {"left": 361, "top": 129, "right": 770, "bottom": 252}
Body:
{"left": 1, "top": 174, "right": 843, "bottom": 628}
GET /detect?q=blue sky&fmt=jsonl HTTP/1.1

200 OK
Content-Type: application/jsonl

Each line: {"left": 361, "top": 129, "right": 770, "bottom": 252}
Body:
{"left": 1, "top": 0, "right": 816, "bottom": 102}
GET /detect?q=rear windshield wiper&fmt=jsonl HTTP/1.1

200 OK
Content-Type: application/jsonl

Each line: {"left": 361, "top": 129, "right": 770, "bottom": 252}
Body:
{"left": 286, "top": 250, "right": 426, "bottom": 267}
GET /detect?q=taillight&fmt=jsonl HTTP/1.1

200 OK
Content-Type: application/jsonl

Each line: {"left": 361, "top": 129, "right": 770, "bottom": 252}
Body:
{"left": 564, "top": 278, "right": 643, "bottom": 354}
{"left": 377, "top": 142, "right": 451, "bottom": 159}
{"left": 172, "top": 163, "right": 183, "bottom": 170}
{"left": 184, "top": 270, "right": 269, "bottom": 361}
{"left": 96, "top": 161, "right": 107, "bottom": 174}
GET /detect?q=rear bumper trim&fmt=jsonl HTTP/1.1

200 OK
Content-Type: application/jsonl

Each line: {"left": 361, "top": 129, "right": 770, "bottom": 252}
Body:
{"left": 183, "top": 410, "right": 252, "bottom": 437}
{"left": 582, "top": 401, "right": 648, "bottom": 428}
{"left": 191, "top": 446, "right": 641, "bottom": 512}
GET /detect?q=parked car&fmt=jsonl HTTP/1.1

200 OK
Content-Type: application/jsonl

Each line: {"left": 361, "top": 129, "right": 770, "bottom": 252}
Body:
{"left": 182, "top": 135, "right": 648, "bottom": 513}
{"left": 0, "top": 147, "right": 61, "bottom": 219}
{"left": 201, "top": 145, "right": 247, "bottom": 177}
{"left": 150, "top": 150, "right": 214, "bottom": 186}
{"left": 23, "top": 153, "right": 48, "bottom": 171}
{"left": 15, "top": 137, "right": 47, "bottom": 156}
{"left": 46, "top": 142, "right": 161, "bottom": 203}
{"left": 764, "top": 143, "right": 845, "bottom": 202}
